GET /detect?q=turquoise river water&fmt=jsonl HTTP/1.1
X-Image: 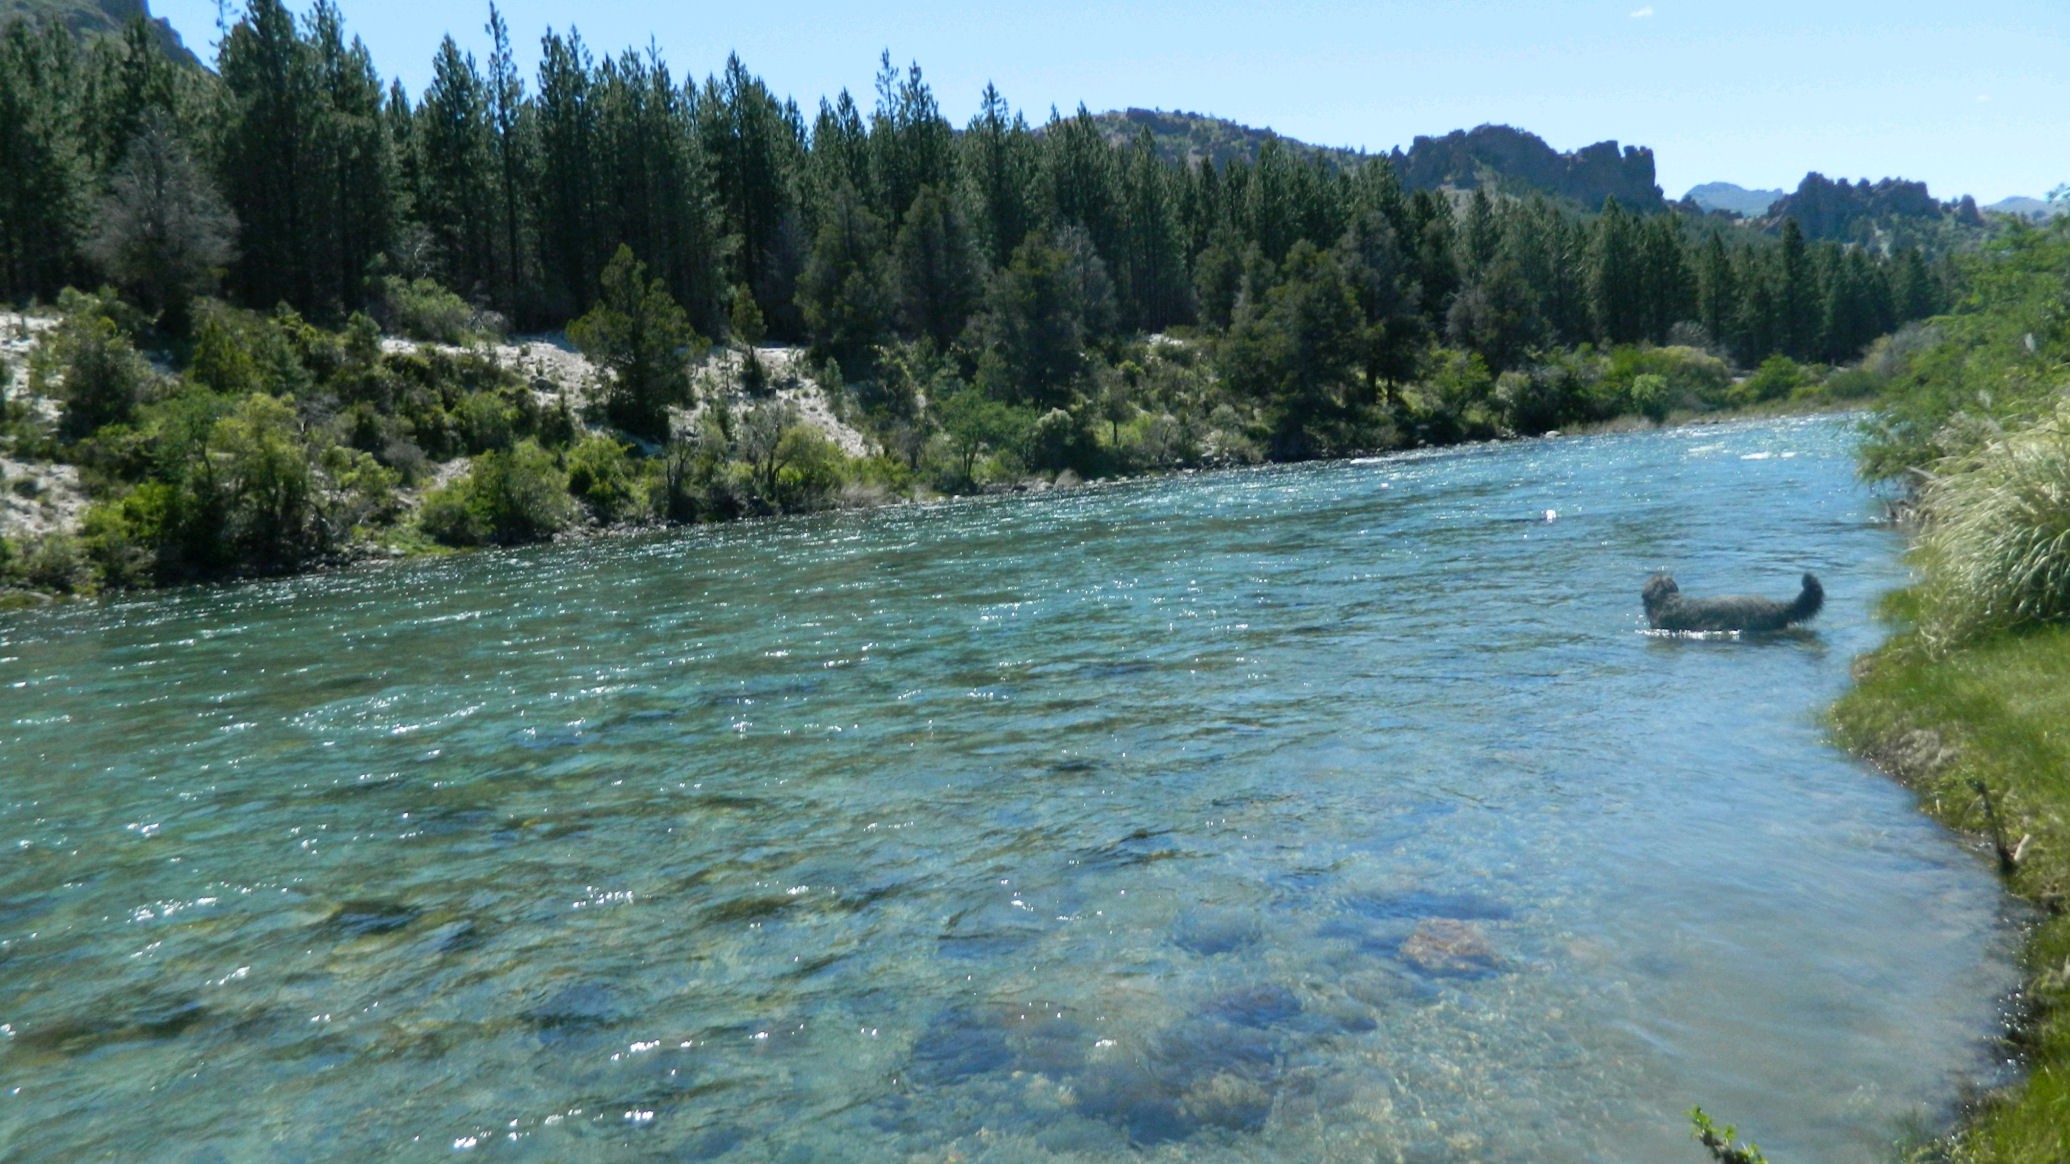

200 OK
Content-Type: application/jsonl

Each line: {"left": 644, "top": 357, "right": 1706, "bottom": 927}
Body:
{"left": 0, "top": 415, "right": 2023, "bottom": 1161}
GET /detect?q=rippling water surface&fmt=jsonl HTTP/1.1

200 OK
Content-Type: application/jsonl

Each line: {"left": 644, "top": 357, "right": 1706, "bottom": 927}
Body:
{"left": 0, "top": 415, "right": 2020, "bottom": 1161}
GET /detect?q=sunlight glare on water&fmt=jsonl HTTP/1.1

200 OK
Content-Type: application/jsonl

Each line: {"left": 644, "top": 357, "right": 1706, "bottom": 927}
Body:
{"left": 0, "top": 415, "right": 2021, "bottom": 1161}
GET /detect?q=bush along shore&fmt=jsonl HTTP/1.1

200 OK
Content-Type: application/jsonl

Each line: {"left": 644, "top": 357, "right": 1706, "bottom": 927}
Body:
{"left": 0, "top": 262, "right": 1904, "bottom": 601}
{"left": 1832, "top": 214, "right": 2070, "bottom": 1162}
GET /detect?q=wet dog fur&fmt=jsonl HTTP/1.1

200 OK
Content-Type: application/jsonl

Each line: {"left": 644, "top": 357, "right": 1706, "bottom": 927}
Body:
{"left": 1642, "top": 572, "right": 1824, "bottom": 633}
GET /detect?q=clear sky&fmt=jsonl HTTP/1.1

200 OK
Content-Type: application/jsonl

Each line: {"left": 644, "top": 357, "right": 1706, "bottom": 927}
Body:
{"left": 150, "top": 0, "right": 2067, "bottom": 204}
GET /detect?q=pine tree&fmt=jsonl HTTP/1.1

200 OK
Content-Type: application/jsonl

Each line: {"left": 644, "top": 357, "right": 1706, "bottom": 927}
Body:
{"left": 415, "top": 36, "right": 497, "bottom": 298}
{"left": 483, "top": 4, "right": 532, "bottom": 320}
{"left": 568, "top": 244, "right": 700, "bottom": 439}
{"left": 868, "top": 54, "right": 953, "bottom": 230}
{"left": 0, "top": 19, "right": 89, "bottom": 302}
{"left": 1588, "top": 197, "right": 1643, "bottom": 344}
{"left": 1119, "top": 127, "right": 1194, "bottom": 332}
{"left": 960, "top": 83, "right": 1038, "bottom": 268}
{"left": 890, "top": 183, "right": 982, "bottom": 348}
{"left": 701, "top": 55, "right": 805, "bottom": 329}
{"left": 87, "top": 114, "right": 237, "bottom": 331}
{"left": 797, "top": 182, "right": 893, "bottom": 372}
{"left": 532, "top": 29, "right": 602, "bottom": 319}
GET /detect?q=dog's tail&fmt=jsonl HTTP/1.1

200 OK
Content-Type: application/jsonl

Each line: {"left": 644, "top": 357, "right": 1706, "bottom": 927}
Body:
{"left": 1791, "top": 573, "right": 1825, "bottom": 624}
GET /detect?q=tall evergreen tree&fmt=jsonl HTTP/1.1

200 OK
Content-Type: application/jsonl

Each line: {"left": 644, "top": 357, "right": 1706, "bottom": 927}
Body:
{"left": 868, "top": 54, "right": 953, "bottom": 229}
{"left": 701, "top": 55, "right": 805, "bottom": 328}
{"left": 415, "top": 36, "right": 497, "bottom": 298}
{"left": 483, "top": 4, "right": 532, "bottom": 320}
{"left": 797, "top": 182, "right": 893, "bottom": 372}
{"left": 1587, "top": 197, "right": 1644, "bottom": 344}
{"left": 959, "top": 83, "right": 1038, "bottom": 268}
{"left": 0, "top": 19, "right": 88, "bottom": 302}
{"left": 1118, "top": 127, "right": 1194, "bottom": 332}
{"left": 890, "top": 183, "right": 982, "bottom": 348}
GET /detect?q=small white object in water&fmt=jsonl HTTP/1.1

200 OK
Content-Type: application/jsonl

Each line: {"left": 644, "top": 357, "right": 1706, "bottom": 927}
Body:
{"left": 1543, "top": 510, "right": 1558, "bottom": 522}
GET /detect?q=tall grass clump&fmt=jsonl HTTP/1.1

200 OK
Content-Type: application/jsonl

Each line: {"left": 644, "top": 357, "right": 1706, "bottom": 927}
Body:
{"left": 1914, "top": 398, "right": 2070, "bottom": 650}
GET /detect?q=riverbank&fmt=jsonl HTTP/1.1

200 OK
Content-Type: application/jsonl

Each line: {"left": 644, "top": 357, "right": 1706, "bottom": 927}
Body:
{"left": 1827, "top": 215, "right": 2070, "bottom": 1161}
{"left": 1834, "top": 623, "right": 2070, "bottom": 1162}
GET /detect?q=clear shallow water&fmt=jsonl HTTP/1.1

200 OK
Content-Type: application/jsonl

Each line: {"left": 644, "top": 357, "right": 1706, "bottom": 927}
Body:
{"left": 0, "top": 415, "right": 2019, "bottom": 1161}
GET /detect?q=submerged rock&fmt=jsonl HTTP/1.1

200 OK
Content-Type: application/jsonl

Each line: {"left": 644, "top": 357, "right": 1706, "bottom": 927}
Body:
{"left": 1173, "top": 909, "right": 1262, "bottom": 956}
{"left": 322, "top": 899, "right": 423, "bottom": 938}
{"left": 1398, "top": 918, "right": 1503, "bottom": 978}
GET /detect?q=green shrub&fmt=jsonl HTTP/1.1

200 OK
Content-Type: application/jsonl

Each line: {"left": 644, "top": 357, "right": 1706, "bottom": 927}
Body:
{"left": 20, "top": 532, "right": 92, "bottom": 594}
{"left": 1913, "top": 398, "right": 2070, "bottom": 650}
{"left": 374, "top": 276, "right": 499, "bottom": 345}
{"left": 419, "top": 440, "right": 573, "bottom": 547}
{"left": 34, "top": 303, "right": 158, "bottom": 441}
{"left": 1729, "top": 354, "right": 1814, "bottom": 407}
{"left": 455, "top": 390, "right": 517, "bottom": 453}
{"left": 566, "top": 433, "right": 643, "bottom": 523}
{"left": 772, "top": 427, "right": 844, "bottom": 510}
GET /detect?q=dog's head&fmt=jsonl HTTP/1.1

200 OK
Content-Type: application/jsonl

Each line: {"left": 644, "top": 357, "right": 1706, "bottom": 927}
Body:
{"left": 1641, "top": 574, "right": 1679, "bottom": 615}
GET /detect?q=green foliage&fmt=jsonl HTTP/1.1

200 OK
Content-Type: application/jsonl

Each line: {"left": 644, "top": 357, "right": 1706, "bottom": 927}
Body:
{"left": 569, "top": 245, "right": 703, "bottom": 440}
{"left": 373, "top": 275, "right": 498, "bottom": 345}
{"left": 1218, "top": 239, "right": 1364, "bottom": 458}
{"left": 1860, "top": 220, "right": 2070, "bottom": 484}
{"left": 565, "top": 432, "right": 643, "bottom": 523}
{"left": 33, "top": 287, "right": 157, "bottom": 440}
{"left": 1689, "top": 1108, "right": 1768, "bottom": 1164}
{"left": 1908, "top": 399, "right": 2070, "bottom": 650}
{"left": 1727, "top": 353, "right": 1815, "bottom": 407}
{"left": 974, "top": 227, "right": 1116, "bottom": 410}
{"left": 933, "top": 385, "right": 1033, "bottom": 485}
{"left": 418, "top": 438, "right": 572, "bottom": 546}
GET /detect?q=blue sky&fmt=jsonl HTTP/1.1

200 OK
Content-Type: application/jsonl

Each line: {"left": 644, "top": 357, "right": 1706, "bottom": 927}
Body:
{"left": 151, "top": 0, "right": 2067, "bottom": 204}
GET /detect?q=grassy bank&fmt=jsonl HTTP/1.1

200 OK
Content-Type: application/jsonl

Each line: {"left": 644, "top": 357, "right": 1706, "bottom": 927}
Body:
{"left": 1830, "top": 214, "right": 2070, "bottom": 1161}
{"left": 1834, "top": 624, "right": 2070, "bottom": 1162}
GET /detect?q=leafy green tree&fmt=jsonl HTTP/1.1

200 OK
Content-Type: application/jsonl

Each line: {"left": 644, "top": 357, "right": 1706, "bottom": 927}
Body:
{"left": 569, "top": 245, "right": 702, "bottom": 439}
{"left": 565, "top": 431, "right": 643, "bottom": 522}
{"left": 419, "top": 437, "right": 572, "bottom": 545}
{"left": 35, "top": 292, "right": 158, "bottom": 440}
{"left": 935, "top": 384, "right": 1030, "bottom": 483}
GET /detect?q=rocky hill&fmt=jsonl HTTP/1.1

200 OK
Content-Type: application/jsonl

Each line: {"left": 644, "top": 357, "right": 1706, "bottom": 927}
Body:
{"left": 0, "top": 0, "right": 199, "bottom": 67}
{"left": 1768, "top": 173, "right": 1979, "bottom": 241}
{"left": 1092, "top": 110, "right": 1665, "bottom": 212}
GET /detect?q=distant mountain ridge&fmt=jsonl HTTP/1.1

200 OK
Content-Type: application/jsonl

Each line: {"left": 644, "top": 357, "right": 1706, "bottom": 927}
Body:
{"left": 1986, "top": 196, "right": 2065, "bottom": 220}
{"left": 0, "top": 0, "right": 198, "bottom": 67}
{"left": 1093, "top": 109, "right": 1663, "bottom": 212}
{"left": 1684, "top": 182, "right": 1786, "bottom": 217}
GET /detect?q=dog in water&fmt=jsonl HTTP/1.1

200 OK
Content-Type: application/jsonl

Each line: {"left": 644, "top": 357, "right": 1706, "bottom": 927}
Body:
{"left": 1642, "top": 572, "right": 1824, "bottom": 633}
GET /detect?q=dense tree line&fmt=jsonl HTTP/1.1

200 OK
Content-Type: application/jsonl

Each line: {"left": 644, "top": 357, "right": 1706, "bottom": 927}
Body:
{"left": 1, "top": 1, "right": 1970, "bottom": 594}
{"left": 5, "top": 3, "right": 1950, "bottom": 364}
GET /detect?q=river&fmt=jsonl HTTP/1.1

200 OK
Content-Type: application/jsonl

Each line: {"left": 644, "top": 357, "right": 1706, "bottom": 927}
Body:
{"left": 0, "top": 414, "right": 2020, "bottom": 1161}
